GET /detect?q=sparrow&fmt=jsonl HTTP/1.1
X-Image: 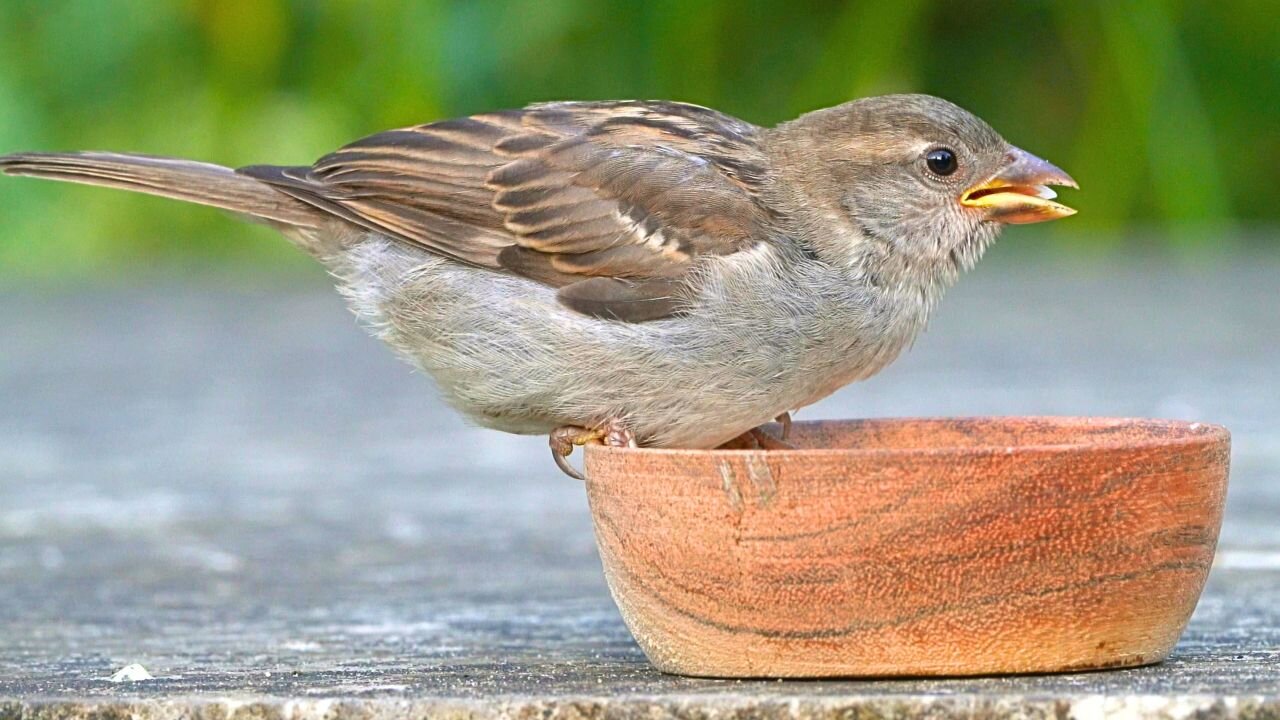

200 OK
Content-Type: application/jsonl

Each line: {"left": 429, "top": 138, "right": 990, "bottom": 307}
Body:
{"left": 0, "top": 94, "right": 1076, "bottom": 478}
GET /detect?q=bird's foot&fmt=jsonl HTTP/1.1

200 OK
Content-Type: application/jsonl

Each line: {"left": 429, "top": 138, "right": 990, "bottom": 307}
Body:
{"left": 750, "top": 425, "right": 795, "bottom": 450}
{"left": 603, "top": 421, "right": 637, "bottom": 450}
{"left": 717, "top": 413, "right": 796, "bottom": 451}
{"left": 549, "top": 419, "right": 635, "bottom": 480}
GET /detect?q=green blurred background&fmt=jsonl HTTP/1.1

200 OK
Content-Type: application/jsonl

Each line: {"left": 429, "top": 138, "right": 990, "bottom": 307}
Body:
{"left": 0, "top": 0, "right": 1275, "bottom": 277}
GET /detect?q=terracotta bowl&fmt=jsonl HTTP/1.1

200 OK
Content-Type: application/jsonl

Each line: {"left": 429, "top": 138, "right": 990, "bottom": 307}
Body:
{"left": 582, "top": 417, "right": 1230, "bottom": 678}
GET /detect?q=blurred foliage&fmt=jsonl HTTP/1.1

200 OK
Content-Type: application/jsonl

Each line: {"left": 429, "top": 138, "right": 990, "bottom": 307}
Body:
{"left": 0, "top": 0, "right": 1275, "bottom": 276}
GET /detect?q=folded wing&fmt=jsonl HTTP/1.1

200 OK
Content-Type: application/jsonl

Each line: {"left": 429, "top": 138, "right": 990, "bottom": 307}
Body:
{"left": 239, "top": 101, "right": 775, "bottom": 321}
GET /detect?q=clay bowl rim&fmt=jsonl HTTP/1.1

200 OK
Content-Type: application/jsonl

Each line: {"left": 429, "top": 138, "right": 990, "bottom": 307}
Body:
{"left": 585, "top": 416, "right": 1231, "bottom": 462}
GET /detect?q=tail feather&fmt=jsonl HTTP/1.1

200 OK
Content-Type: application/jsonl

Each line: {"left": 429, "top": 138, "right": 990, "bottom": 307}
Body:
{"left": 0, "top": 151, "right": 322, "bottom": 227}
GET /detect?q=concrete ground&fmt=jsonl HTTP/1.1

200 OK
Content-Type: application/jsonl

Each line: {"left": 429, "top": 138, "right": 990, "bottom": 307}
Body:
{"left": 1, "top": 251, "right": 1277, "bottom": 718}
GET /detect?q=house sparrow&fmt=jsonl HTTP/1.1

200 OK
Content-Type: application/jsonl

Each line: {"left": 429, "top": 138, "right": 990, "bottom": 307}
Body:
{"left": 0, "top": 94, "right": 1076, "bottom": 478}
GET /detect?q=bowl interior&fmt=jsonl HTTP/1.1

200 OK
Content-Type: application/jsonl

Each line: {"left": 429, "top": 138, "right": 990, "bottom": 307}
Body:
{"left": 750, "top": 416, "right": 1226, "bottom": 453}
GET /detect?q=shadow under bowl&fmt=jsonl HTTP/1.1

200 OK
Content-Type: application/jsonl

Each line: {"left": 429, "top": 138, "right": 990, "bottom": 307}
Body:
{"left": 583, "top": 416, "right": 1230, "bottom": 678}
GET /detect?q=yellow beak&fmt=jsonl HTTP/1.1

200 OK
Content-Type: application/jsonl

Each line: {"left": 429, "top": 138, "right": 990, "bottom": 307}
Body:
{"left": 961, "top": 147, "right": 1078, "bottom": 224}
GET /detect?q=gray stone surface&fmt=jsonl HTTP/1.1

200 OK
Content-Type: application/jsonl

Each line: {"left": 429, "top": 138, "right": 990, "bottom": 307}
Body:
{"left": 1, "top": 251, "right": 1278, "bottom": 717}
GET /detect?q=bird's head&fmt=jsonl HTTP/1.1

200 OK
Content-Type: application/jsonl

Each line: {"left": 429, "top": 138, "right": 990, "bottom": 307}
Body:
{"left": 770, "top": 94, "right": 1076, "bottom": 284}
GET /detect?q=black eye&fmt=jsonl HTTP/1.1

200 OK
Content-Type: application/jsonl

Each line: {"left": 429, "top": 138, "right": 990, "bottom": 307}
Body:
{"left": 925, "top": 148, "right": 958, "bottom": 176}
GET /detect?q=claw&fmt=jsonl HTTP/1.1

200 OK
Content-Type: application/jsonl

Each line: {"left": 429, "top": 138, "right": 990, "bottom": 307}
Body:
{"left": 549, "top": 420, "right": 634, "bottom": 479}
{"left": 552, "top": 446, "right": 585, "bottom": 481}
{"left": 549, "top": 426, "right": 598, "bottom": 480}
{"left": 605, "top": 423, "right": 637, "bottom": 449}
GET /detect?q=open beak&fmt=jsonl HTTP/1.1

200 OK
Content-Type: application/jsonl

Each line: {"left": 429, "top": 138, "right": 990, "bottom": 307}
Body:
{"left": 961, "top": 147, "right": 1078, "bottom": 224}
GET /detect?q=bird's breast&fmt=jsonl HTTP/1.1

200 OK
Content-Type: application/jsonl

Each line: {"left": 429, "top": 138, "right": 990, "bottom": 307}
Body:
{"left": 692, "top": 252, "right": 933, "bottom": 415}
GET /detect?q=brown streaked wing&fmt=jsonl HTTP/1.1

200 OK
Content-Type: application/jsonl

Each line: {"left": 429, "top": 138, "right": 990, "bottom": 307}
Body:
{"left": 237, "top": 101, "right": 775, "bottom": 321}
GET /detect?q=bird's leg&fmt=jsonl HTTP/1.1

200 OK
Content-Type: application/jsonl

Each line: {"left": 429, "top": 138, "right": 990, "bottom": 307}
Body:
{"left": 717, "top": 414, "right": 797, "bottom": 451}
{"left": 549, "top": 419, "right": 635, "bottom": 480}
{"left": 776, "top": 411, "right": 793, "bottom": 441}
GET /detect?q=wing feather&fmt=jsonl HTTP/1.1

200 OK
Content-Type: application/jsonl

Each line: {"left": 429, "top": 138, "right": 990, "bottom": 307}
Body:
{"left": 238, "top": 100, "right": 776, "bottom": 320}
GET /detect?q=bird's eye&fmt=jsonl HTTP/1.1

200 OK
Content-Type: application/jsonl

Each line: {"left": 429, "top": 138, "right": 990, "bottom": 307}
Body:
{"left": 925, "top": 148, "right": 958, "bottom": 176}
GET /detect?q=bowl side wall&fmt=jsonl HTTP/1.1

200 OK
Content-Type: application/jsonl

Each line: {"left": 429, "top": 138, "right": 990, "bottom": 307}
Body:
{"left": 584, "top": 419, "right": 1229, "bottom": 677}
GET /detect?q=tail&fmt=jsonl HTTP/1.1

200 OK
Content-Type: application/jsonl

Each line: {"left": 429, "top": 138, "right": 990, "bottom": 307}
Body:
{"left": 0, "top": 151, "right": 322, "bottom": 228}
